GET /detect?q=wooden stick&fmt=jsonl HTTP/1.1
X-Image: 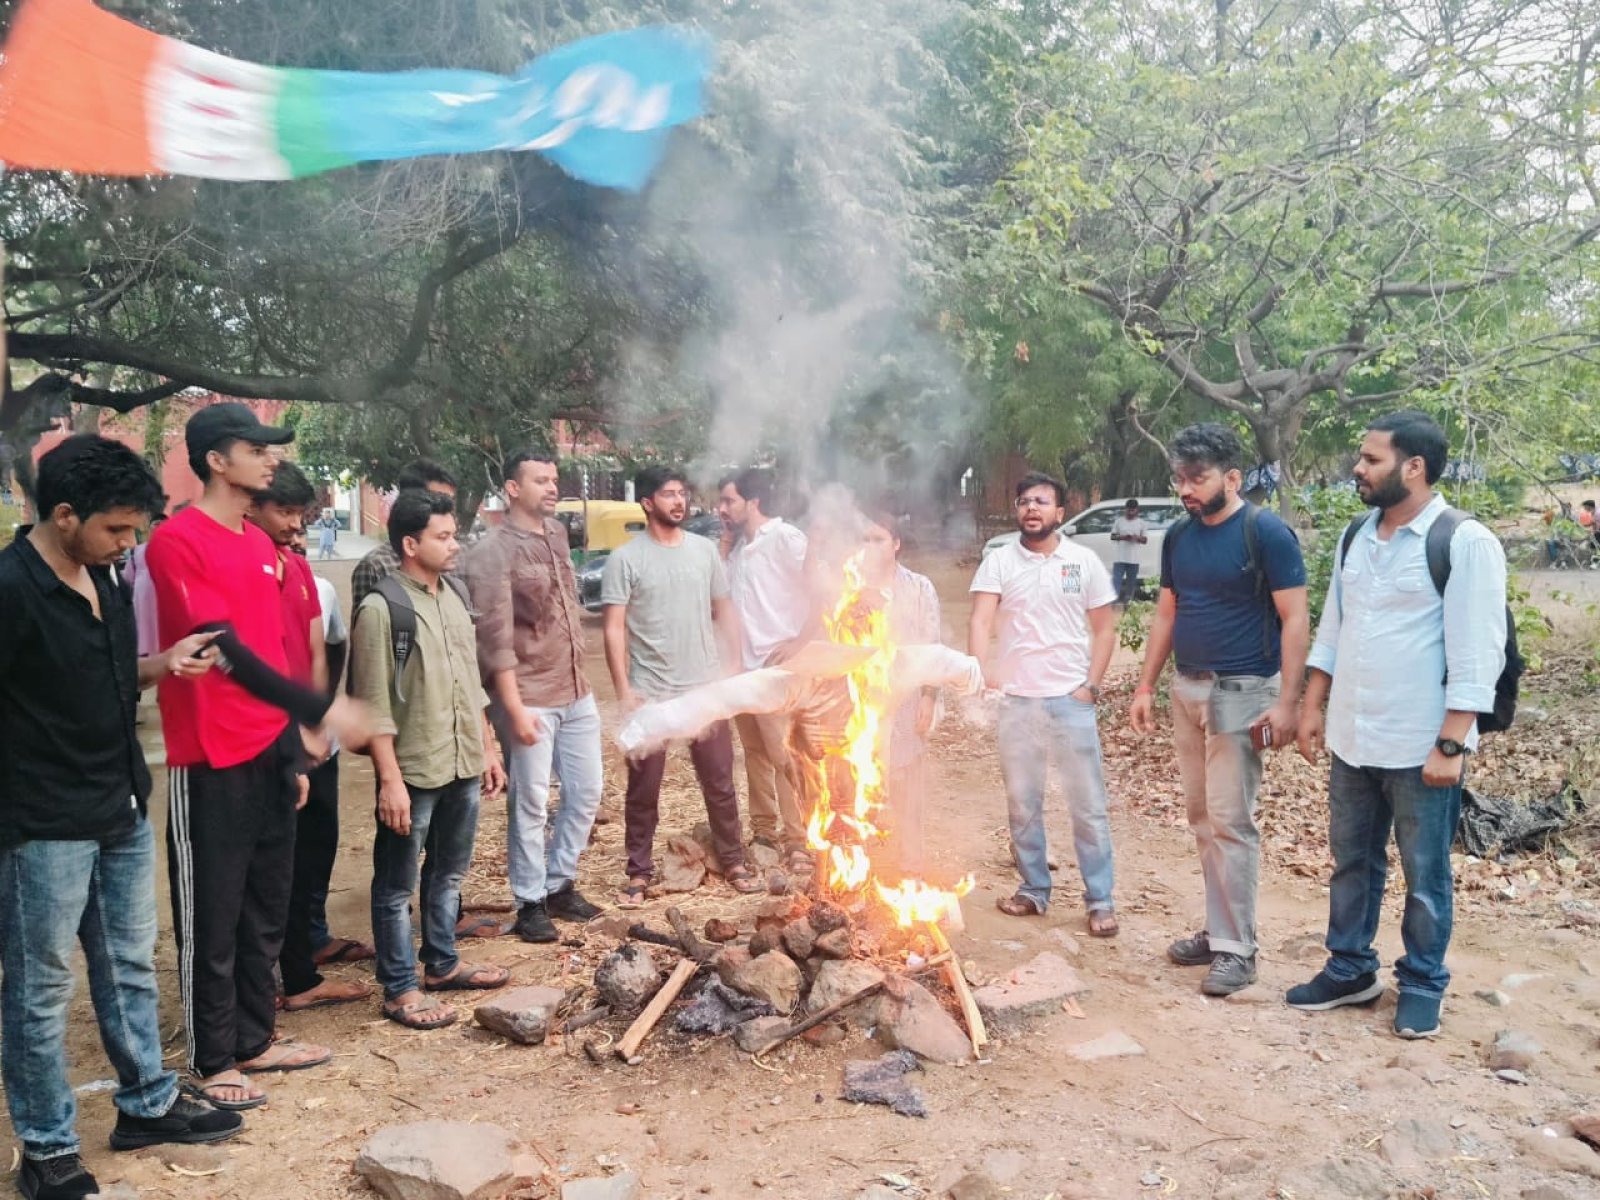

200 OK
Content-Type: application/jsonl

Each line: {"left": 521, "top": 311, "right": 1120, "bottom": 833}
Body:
{"left": 614, "top": 958, "right": 699, "bottom": 1062}
{"left": 666, "top": 906, "right": 714, "bottom": 962}
{"left": 928, "top": 922, "right": 987, "bottom": 1055}
{"left": 744, "top": 979, "right": 886, "bottom": 1057}
{"left": 557, "top": 1004, "right": 611, "bottom": 1035}
{"left": 626, "top": 923, "right": 682, "bottom": 951}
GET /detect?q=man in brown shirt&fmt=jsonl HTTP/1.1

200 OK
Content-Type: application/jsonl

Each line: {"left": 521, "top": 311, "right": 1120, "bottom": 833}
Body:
{"left": 461, "top": 449, "right": 605, "bottom": 943}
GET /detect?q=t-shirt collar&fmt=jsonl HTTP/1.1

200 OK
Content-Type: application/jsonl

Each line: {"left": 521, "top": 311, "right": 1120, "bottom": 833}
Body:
{"left": 1015, "top": 535, "right": 1068, "bottom": 563}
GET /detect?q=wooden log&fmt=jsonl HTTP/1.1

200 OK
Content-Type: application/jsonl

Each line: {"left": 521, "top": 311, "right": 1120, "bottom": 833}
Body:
{"left": 557, "top": 1004, "right": 611, "bottom": 1035}
{"left": 626, "top": 923, "right": 682, "bottom": 951}
{"left": 614, "top": 958, "right": 699, "bottom": 1062}
{"left": 665, "top": 906, "right": 714, "bottom": 962}
{"left": 928, "top": 922, "right": 988, "bottom": 1055}
{"left": 743, "top": 979, "right": 886, "bottom": 1057}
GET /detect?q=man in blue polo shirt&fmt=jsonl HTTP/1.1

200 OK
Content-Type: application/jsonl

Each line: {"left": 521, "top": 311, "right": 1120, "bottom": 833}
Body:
{"left": 1129, "top": 424, "right": 1309, "bottom": 995}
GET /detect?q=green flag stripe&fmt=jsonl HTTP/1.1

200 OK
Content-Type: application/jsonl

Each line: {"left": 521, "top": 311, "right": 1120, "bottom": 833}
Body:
{"left": 272, "top": 69, "right": 354, "bottom": 178}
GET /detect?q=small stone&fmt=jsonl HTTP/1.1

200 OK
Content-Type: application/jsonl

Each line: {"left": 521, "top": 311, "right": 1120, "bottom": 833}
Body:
{"left": 973, "top": 952, "right": 1089, "bottom": 1033}
{"left": 946, "top": 1171, "right": 1005, "bottom": 1200}
{"left": 562, "top": 1170, "right": 643, "bottom": 1200}
{"left": 713, "top": 945, "right": 752, "bottom": 987}
{"left": 1139, "top": 1173, "right": 1164, "bottom": 1188}
{"left": 473, "top": 985, "right": 568, "bottom": 1044}
{"left": 766, "top": 869, "right": 789, "bottom": 895}
{"left": 355, "top": 1120, "right": 522, "bottom": 1200}
{"left": 1518, "top": 1128, "right": 1600, "bottom": 1179}
{"left": 806, "top": 960, "right": 886, "bottom": 1025}
{"left": 841, "top": 1050, "right": 926, "bottom": 1118}
{"left": 747, "top": 842, "right": 782, "bottom": 871}
{"left": 733, "top": 1016, "right": 789, "bottom": 1053}
{"left": 758, "top": 896, "right": 804, "bottom": 921}
{"left": 1068, "top": 1030, "right": 1145, "bottom": 1061}
{"left": 1224, "top": 984, "right": 1275, "bottom": 1005}
{"left": 1311, "top": 1048, "right": 1334, "bottom": 1063}
{"left": 876, "top": 976, "right": 971, "bottom": 1064}
{"left": 658, "top": 835, "right": 708, "bottom": 893}
{"left": 1475, "top": 988, "right": 1511, "bottom": 1008}
{"left": 781, "top": 919, "right": 816, "bottom": 960}
{"left": 1501, "top": 972, "right": 1546, "bottom": 990}
{"left": 807, "top": 900, "right": 849, "bottom": 934}
{"left": 1497, "top": 1069, "right": 1530, "bottom": 1085}
{"left": 156, "top": 1144, "right": 229, "bottom": 1173}
{"left": 813, "top": 928, "right": 852, "bottom": 959}
{"left": 748, "top": 927, "right": 783, "bottom": 958}
{"left": 703, "top": 918, "right": 739, "bottom": 943}
{"left": 594, "top": 944, "right": 661, "bottom": 1014}
{"left": 730, "top": 951, "right": 803, "bottom": 1012}
{"left": 1489, "top": 1029, "right": 1542, "bottom": 1072}
{"left": 1378, "top": 1117, "right": 1456, "bottom": 1168}
{"left": 594, "top": 915, "right": 634, "bottom": 940}
{"left": 802, "top": 1022, "right": 845, "bottom": 1048}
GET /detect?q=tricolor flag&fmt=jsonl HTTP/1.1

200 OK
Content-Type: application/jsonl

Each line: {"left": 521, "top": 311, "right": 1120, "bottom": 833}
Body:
{"left": 0, "top": 0, "right": 712, "bottom": 191}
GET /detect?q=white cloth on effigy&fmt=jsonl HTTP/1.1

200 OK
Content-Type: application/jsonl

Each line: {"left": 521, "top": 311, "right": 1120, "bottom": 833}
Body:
{"left": 615, "top": 643, "right": 983, "bottom": 758}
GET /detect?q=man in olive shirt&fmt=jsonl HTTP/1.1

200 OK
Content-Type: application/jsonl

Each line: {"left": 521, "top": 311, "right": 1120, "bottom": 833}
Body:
{"left": 350, "top": 491, "right": 508, "bottom": 1030}
{"left": 462, "top": 448, "right": 604, "bottom": 943}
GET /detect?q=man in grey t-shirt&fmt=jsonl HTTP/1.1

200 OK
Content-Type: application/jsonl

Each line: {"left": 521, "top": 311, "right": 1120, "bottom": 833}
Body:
{"left": 601, "top": 466, "right": 758, "bottom": 907}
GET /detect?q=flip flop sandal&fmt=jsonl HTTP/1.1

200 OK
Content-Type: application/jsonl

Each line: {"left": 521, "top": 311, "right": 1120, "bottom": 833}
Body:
{"left": 1087, "top": 911, "right": 1120, "bottom": 938}
{"left": 995, "top": 893, "right": 1045, "bottom": 917}
{"left": 312, "top": 938, "right": 375, "bottom": 966}
{"left": 181, "top": 1079, "right": 267, "bottom": 1112}
{"left": 726, "top": 867, "right": 761, "bottom": 895}
{"left": 455, "top": 914, "right": 505, "bottom": 939}
{"left": 282, "top": 980, "right": 374, "bottom": 1012}
{"left": 424, "top": 963, "right": 511, "bottom": 992}
{"left": 616, "top": 881, "right": 649, "bottom": 909}
{"left": 238, "top": 1040, "right": 332, "bottom": 1074}
{"left": 786, "top": 849, "right": 815, "bottom": 874}
{"left": 383, "top": 996, "right": 458, "bottom": 1030}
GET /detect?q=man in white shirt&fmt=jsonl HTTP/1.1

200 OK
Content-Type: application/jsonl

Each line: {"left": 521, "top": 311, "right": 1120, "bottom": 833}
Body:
{"left": 717, "top": 468, "right": 812, "bottom": 870}
{"left": 968, "top": 472, "right": 1120, "bottom": 935}
{"left": 1290, "top": 411, "right": 1507, "bottom": 1040}
{"left": 1109, "top": 499, "right": 1147, "bottom": 605}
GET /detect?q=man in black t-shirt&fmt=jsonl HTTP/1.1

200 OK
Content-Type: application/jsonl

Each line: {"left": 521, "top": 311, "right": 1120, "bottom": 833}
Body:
{"left": 1128, "top": 424, "right": 1309, "bottom": 996}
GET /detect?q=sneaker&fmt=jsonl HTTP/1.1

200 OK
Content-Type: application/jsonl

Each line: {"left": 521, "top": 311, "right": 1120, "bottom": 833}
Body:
{"left": 1285, "top": 970, "right": 1384, "bottom": 1011}
{"left": 512, "top": 901, "right": 559, "bottom": 943}
{"left": 1393, "top": 992, "right": 1442, "bottom": 1039}
{"left": 18, "top": 1154, "right": 98, "bottom": 1200}
{"left": 109, "top": 1094, "right": 244, "bottom": 1151}
{"left": 1200, "top": 952, "right": 1258, "bottom": 996}
{"left": 1167, "top": 932, "right": 1215, "bottom": 967}
{"left": 545, "top": 884, "right": 602, "bottom": 922}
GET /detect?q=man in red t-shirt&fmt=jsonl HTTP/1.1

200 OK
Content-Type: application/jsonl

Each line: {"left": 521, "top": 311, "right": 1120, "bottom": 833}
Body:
{"left": 245, "top": 461, "right": 374, "bottom": 1017}
{"left": 147, "top": 404, "right": 368, "bottom": 1111}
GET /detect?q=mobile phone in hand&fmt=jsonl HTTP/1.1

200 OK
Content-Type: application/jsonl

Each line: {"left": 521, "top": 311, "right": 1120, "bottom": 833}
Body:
{"left": 1249, "top": 718, "right": 1273, "bottom": 753}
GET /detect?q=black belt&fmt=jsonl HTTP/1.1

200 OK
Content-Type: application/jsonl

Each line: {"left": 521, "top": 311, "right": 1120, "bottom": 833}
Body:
{"left": 1176, "top": 668, "right": 1215, "bottom": 680}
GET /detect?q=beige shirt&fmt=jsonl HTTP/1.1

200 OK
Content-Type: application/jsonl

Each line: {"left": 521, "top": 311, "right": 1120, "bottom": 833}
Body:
{"left": 460, "top": 517, "right": 588, "bottom": 708}
{"left": 350, "top": 572, "right": 488, "bottom": 790}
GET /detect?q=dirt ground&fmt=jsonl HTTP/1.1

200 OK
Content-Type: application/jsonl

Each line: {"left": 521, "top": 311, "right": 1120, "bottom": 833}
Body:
{"left": 22, "top": 552, "right": 1600, "bottom": 1200}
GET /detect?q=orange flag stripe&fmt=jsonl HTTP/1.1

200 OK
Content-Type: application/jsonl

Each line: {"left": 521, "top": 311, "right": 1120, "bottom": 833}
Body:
{"left": 0, "top": 0, "right": 162, "bottom": 174}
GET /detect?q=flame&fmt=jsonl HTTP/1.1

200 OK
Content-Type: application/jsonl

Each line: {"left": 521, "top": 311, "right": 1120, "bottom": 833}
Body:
{"left": 804, "top": 550, "right": 973, "bottom": 929}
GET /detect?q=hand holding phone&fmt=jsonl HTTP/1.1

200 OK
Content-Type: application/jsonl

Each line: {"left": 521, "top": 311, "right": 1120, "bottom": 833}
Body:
{"left": 1249, "top": 716, "right": 1273, "bottom": 753}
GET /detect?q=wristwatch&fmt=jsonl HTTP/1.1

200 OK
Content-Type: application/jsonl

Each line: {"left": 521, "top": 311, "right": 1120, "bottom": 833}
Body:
{"left": 1082, "top": 683, "right": 1101, "bottom": 701}
{"left": 1435, "top": 737, "right": 1468, "bottom": 757}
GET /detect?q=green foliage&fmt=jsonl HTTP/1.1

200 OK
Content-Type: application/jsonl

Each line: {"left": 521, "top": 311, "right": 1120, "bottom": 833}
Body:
{"left": 1117, "top": 598, "right": 1155, "bottom": 655}
{"left": 1299, "top": 487, "right": 1368, "bottom": 629}
{"left": 1506, "top": 573, "right": 1551, "bottom": 674}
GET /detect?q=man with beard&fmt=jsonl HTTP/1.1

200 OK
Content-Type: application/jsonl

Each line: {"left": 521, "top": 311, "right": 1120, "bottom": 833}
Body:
{"left": 351, "top": 460, "right": 458, "bottom": 609}
{"left": 1129, "top": 423, "right": 1308, "bottom": 996}
{"left": 602, "top": 466, "right": 759, "bottom": 906}
{"left": 1288, "top": 411, "right": 1506, "bottom": 1038}
{"left": 969, "top": 472, "right": 1120, "bottom": 934}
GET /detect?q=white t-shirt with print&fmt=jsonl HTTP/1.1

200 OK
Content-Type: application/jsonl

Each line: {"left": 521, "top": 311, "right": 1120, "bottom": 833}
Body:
{"left": 1110, "top": 515, "right": 1147, "bottom": 564}
{"left": 970, "top": 536, "right": 1116, "bottom": 698}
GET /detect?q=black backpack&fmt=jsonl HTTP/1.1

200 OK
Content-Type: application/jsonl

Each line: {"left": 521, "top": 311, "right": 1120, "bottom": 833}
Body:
{"left": 1337, "top": 507, "right": 1522, "bottom": 733}
{"left": 1162, "top": 503, "right": 1289, "bottom": 660}
{"left": 350, "top": 572, "right": 475, "bottom": 703}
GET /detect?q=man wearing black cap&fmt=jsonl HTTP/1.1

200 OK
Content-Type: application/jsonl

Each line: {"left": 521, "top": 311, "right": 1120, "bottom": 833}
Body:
{"left": 146, "top": 403, "right": 369, "bottom": 1111}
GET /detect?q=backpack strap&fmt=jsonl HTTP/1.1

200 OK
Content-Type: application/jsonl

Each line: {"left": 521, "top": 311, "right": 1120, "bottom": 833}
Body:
{"left": 1160, "top": 514, "right": 1192, "bottom": 595}
{"left": 1425, "top": 507, "right": 1467, "bottom": 595}
{"left": 441, "top": 572, "right": 477, "bottom": 620}
{"left": 370, "top": 574, "right": 419, "bottom": 702}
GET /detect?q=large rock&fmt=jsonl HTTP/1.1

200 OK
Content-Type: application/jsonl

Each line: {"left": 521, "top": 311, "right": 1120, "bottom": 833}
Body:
{"left": 658, "top": 834, "right": 708, "bottom": 893}
{"left": 1067, "top": 1030, "right": 1146, "bottom": 1061}
{"left": 781, "top": 919, "right": 816, "bottom": 961}
{"left": 841, "top": 1050, "right": 926, "bottom": 1118}
{"left": 1490, "top": 1029, "right": 1543, "bottom": 1072}
{"left": 713, "top": 945, "right": 752, "bottom": 988}
{"left": 730, "top": 951, "right": 803, "bottom": 1012}
{"left": 806, "top": 960, "right": 886, "bottom": 1026}
{"left": 562, "top": 1171, "right": 643, "bottom": 1200}
{"left": 473, "top": 985, "right": 568, "bottom": 1045}
{"left": 876, "top": 976, "right": 971, "bottom": 1064}
{"left": 1518, "top": 1128, "right": 1600, "bottom": 1179}
{"left": 973, "top": 953, "right": 1088, "bottom": 1033}
{"left": 674, "top": 979, "right": 775, "bottom": 1034}
{"left": 813, "top": 928, "right": 853, "bottom": 959}
{"left": 807, "top": 900, "right": 849, "bottom": 934}
{"left": 594, "top": 944, "right": 661, "bottom": 1014}
{"left": 733, "top": 1016, "right": 790, "bottom": 1053}
{"left": 1379, "top": 1118, "right": 1457, "bottom": 1169}
{"left": 355, "top": 1120, "right": 523, "bottom": 1200}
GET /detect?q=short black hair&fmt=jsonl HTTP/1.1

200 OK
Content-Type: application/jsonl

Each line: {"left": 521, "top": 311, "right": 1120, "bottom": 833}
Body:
{"left": 37, "top": 434, "right": 167, "bottom": 520}
{"left": 503, "top": 446, "right": 558, "bottom": 485}
{"left": 1015, "top": 471, "right": 1066, "bottom": 507}
{"left": 1366, "top": 410, "right": 1448, "bottom": 484}
{"left": 635, "top": 465, "right": 687, "bottom": 501}
{"left": 1124, "top": 498, "right": 1140, "bottom": 509}
{"left": 1170, "top": 423, "right": 1245, "bottom": 474}
{"left": 253, "top": 459, "right": 316, "bottom": 509}
{"left": 1585, "top": 499, "right": 1597, "bottom": 511}
{"left": 396, "top": 459, "right": 457, "bottom": 492}
{"left": 188, "top": 436, "right": 239, "bottom": 484}
{"left": 733, "top": 467, "right": 777, "bottom": 512}
{"left": 388, "top": 489, "right": 456, "bottom": 556}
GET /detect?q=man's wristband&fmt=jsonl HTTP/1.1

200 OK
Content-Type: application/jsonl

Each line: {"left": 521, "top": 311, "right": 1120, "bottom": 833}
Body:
{"left": 1134, "top": 684, "right": 1155, "bottom": 696}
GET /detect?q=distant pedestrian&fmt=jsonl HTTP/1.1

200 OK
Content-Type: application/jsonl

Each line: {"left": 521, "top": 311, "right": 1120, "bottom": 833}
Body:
{"left": 969, "top": 472, "right": 1120, "bottom": 936}
{"left": 603, "top": 466, "right": 759, "bottom": 907}
{"left": 1129, "top": 423, "right": 1308, "bottom": 997}
{"left": 1289, "top": 411, "right": 1508, "bottom": 1039}
{"left": 315, "top": 510, "right": 337, "bottom": 560}
{"left": 1110, "top": 498, "right": 1147, "bottom": 605}
{"left": 351, "top": 460, "right": 458, "bottom": 608}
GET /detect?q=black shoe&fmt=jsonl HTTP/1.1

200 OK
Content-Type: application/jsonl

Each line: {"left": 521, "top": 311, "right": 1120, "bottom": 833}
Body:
{"left": 1285, "top": 970, "right": 1385, "bottom": 1012}
{"left": 109, "top": 1094, "right": 244, "bottom": 1151}
{"left": 18, "top": 1153, "right": 98, "bottom": 1200}
{"left": 544, "top": 884, "right": 602, "bottom": 922}
{"left": 1166, "top": 931, "right": 1215, "bottom": 967}
{"left": 513, "top": 901, "right": 559, "bottom": 943}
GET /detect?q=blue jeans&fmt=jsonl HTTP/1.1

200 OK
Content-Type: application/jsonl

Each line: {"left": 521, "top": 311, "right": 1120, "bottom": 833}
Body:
{"left": 1323, "top": 756, "right": 1462, "bottom": 999}
{"left": 996, "top": 695, "right": 1116, "bottom": 913}
{"left": 492, "top": 694, "right": 604, "bottom": 906}
{"left": 371, "top": 778, "right": 480, "bottom": 1001}
{"left": 1112, "top": 561, "right": 1140, "bottom": 605}
{"left": 0, "top": 818, "right": 177, "bottom": 1159}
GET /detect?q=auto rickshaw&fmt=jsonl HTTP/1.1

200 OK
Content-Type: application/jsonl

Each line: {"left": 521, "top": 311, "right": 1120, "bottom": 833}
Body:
{"left": 554, "top": 498, "right": 646, "bottom": 563}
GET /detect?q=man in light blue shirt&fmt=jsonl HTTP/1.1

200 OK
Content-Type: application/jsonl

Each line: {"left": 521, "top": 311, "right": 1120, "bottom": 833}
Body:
{"left": 1290, "top": 411, "right": 1506, "bottom": 1039}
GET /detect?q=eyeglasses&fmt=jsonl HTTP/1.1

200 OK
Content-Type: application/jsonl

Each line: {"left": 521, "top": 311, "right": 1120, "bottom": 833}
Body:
{"left": 653, "top": 488, "right": 688, "bottom": 501}
{"left": 1015, "top": 496, "right": 1056, "bottom": 509}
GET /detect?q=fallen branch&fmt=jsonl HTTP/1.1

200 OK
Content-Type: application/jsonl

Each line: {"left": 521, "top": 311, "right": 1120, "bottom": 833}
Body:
{"left": 928, "top": 922, "right": 988, "bottom": 1056}
{"left": 615, "top": 958, "right": 699, "bottom": 1062}
{"left": 666, "top": 906, "right": 715, "bottom": 962}
{"left": 557, "top": 1005, "right": 611, "bottom": 1035}
{"left": 744, "top": 979, "right": 886, "bottom": 1057}
{"left": 626, "top": 923, "right": 683, "bottom": 951}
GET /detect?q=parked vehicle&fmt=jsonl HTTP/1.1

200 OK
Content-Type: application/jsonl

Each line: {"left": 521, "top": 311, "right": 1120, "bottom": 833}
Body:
{"left": 981, "top": 497, "right": 1185, "bottom": 585}
{"left": 554, "top": 499, "right": 646, "bottom": 562}
{"left": 574, "top": 517, "right": 721, "bottom": 612}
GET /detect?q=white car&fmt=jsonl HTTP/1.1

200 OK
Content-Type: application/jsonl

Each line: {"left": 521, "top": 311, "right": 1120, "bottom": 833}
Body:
{"left": 981, "top": 497, "right": 1187, "bottom": 583}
